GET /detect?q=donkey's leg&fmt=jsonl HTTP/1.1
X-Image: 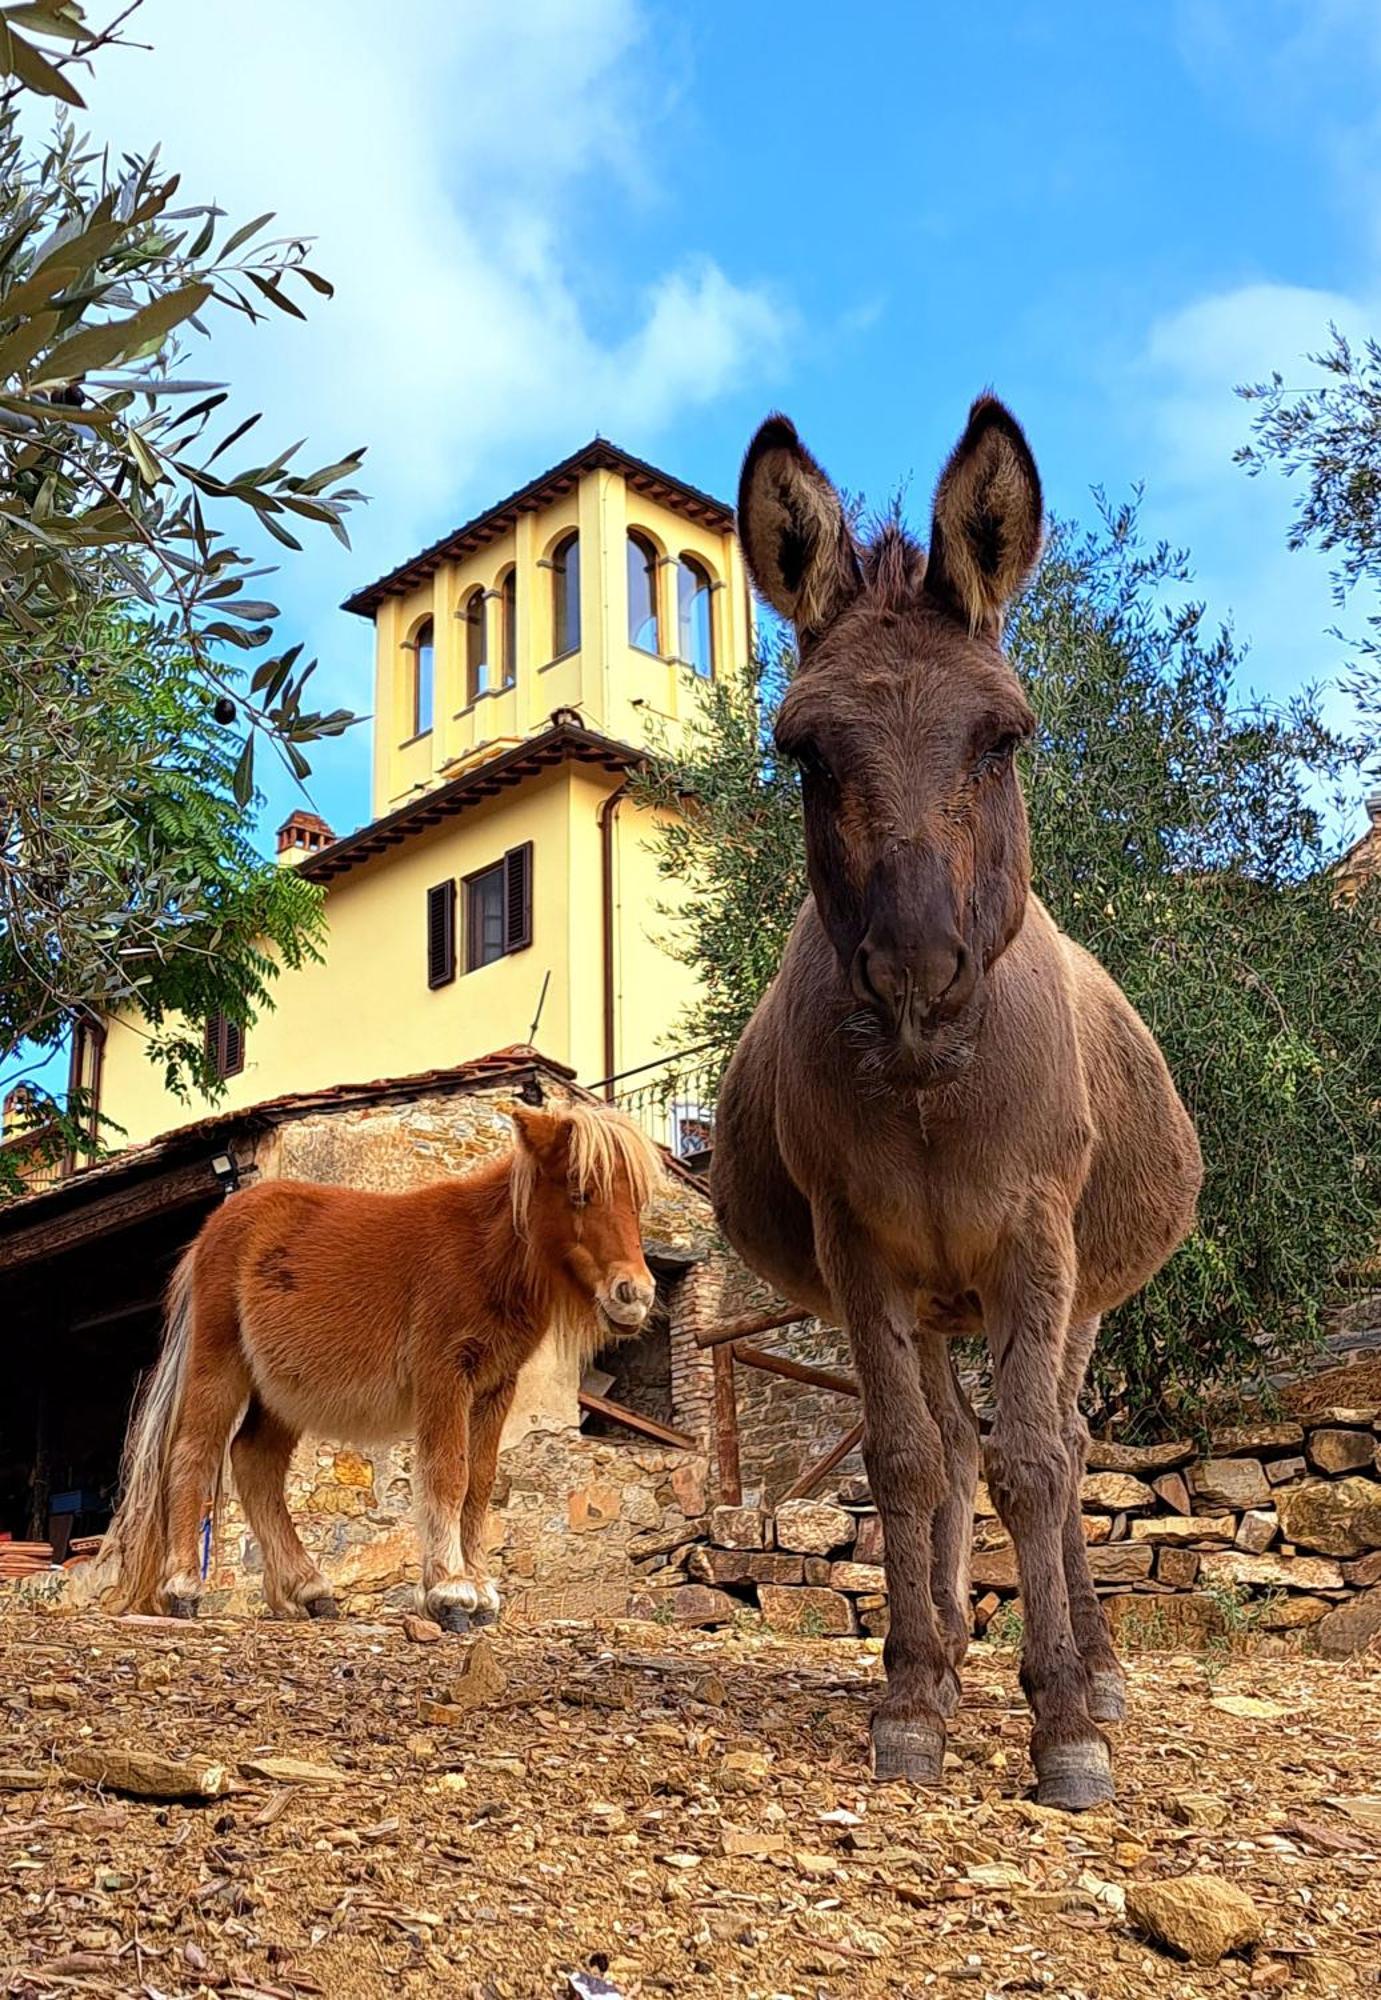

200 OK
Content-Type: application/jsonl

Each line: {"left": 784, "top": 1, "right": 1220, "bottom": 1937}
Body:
{"left": 161, "top": 1331, "right": 250, "bottom": 1618}
{"left": 459, "top": 1376, "right": 518, "bottom": 1628}
{"left": 984, "top": 1211, "right": 1111, "bottom": 1811}
{"left": 415, "top": 1375, "right": 477, "bottom": 1632}
{"left": 818, "top": 1212, "right": 954, "bottom": 1783}
{"left": 230, "top": 1397, "right": 336, "bottom": 1620}
{"left": 1059, "top": 1314, "right": 1125, "bottom": 1723}
{"left": 915, "top": 1331, "right": 980, "bottom": 1677}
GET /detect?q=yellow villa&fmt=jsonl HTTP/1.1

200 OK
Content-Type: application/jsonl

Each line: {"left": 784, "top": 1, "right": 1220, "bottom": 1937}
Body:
{"left": 93, "top": 438, "right": 752, "bottom": 1152}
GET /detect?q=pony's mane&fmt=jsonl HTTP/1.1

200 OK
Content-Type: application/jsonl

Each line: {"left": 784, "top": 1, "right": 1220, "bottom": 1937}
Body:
{"left": 510, "top": 1101, "right": 663, "bottom": 1233}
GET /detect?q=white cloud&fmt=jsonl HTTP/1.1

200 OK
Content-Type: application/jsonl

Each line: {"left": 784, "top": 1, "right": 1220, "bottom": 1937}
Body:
{"left": 70, "top": 0, "right": 791, "bottom": 819}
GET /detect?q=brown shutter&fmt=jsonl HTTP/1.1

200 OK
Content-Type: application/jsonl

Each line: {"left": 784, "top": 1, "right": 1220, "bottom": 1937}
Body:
{"left": 223, "top": 1018, "right": 245, "bottom": 1078}
{"left": 427, "top": 880, "right": 456, "bottom": 987}
{"left": 503, "top": 842, "right": 532, "bottom": 952}
{"left": 204, "top": 1014, "right": 218, "bottom": 1067}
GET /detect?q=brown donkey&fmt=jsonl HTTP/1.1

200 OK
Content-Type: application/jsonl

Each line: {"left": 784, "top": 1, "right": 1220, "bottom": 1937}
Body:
{"left": 715, "top": 398, "right": 1202, "bottom": 1809}
{"left": 85, "top": 1104, "right": 660, "bottom": 1628}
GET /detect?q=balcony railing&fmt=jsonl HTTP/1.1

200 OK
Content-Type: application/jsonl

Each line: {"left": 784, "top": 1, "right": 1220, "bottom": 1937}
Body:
{"left": 592, "top": 1042, "right": 723, "bottom": 1164}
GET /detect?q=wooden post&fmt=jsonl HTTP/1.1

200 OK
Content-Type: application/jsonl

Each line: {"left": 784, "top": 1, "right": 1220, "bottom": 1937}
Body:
{"left": 694, "top": 1305, "right": 813, "bottom": 1350}
{"left": 712, "top": 1343, "right": 742, "bottom": 1506}
{"left": 731, "top": 1343, "right": 859, "bottom": 1398}
{"left": 781, "top": 1420, "right": 865, "bottom": 1503}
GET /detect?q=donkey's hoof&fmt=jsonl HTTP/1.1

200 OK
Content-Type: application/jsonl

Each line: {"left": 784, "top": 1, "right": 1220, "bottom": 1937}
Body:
{"left": 1034, "top": 1737, "right": 1115, "bottom": 1812}
{"left": 870, "top": 1713, "right": 946, "bottom": 1785}
{"left": 434, "top": 1603, "right": 472, "bottom": 1635}
{"left": 166, "top": 1595, "right": 199, "bottom": 1621}
{"left": 1086, "top": 1668, "right": 1127, "bottom": 1724}
{"left": 305, "top": 1594, "right": 340, "bottom": 1621}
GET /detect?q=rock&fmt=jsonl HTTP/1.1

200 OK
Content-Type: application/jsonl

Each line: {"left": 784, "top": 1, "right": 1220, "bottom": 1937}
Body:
{"left": 828, "top": 1560, "right": 887, "bottom": 1593}
{"left": 1169, "top": 1794, "right": 1228, "bottom": 1828}
{"left": 402, "top": 1613, "right": 445, "bottom": 1644}
{"left": 1313, "top": 1587, "right": 1381, "bottom": 1661}
{"left": 1209, "top": 1422, "right": 1303, "bottom": 1455}
{"left": 0, "top": 1768, "right": 49, "bottom": 1791}
{"left": 1189, "top": 1457, "right": 1271, "bottom": 1510}
{"left": 1125, "top": 1874, "right": 1263, "bottom": 1965}
{"left": 666, "top": 1584, "right": 736, "bottom": 1627}
{"left": 1306, "top": 1428, "right": 1375, "bottom": 1475}
{"left": 1130, "top": 1514, "right": 1235, "bottom": 1545}
{"left": 1198, "top": 1549, "right": 1344, "bottom": 1592}
{"left": 1211, "top": 1694, "right": 1290, "bottom": 1719}
{"left": 973, "top": 1479, "right": 998, "bottom": 1518}
{"left": 239, "top": 1755, "right": 350, "bottom": 1784}
{"left": 1155, "top": 1547, "right": 1200, "bottom": 1588}
{"left": 1341, "top": 1550, "right": 1381, "bottom": 1587}
{"left": 853, "top": 1514, "right": 885, "bottom": 1564}
{"left": 670, "top": 1459, "right": 708, "bottom": 1518}
{"left": 973, "top": 1591, "right": 1002, "bottom": 1632}
{"left": 1103, "top": 1592, "right": 1227, "bottom": 1648}
{"left": 1085, "top": 1439, "right": 1194, "bottom": 1474}
{"left": 332, "top": 1448, "right": 374, "bottom": 1488}
{"left": 687, "top": 1548, "right": 804, "bottom": 1588}
{"left": 1083, "top": 1515, "right": 1112, "bottom": 1544}
{"left": 447, "top": 1635, "right": 507, "bottom": 1707}
{"left": 1276, "top": 1478, "right": 1381, "bottom": 1557}
{"left": 326, "top": 1527, "right": 418, "bottom": 1596}
{"left": 834, "top": 1473, "right": 872, "bottom": 1506}
{"left": 1235, "top": 1509, "right": 1278, "bottom": 1554}
{"left": 29, "top": 1682, "right": 80, "bottom": 1710}
{"left": 803, "top": 1556, "right": 831, "bottom": 1585}
{"left": 709, "top": 1504, "right": 769, "bottom": 1550}
{"left": 971, "top": 1540, "right": 1020, "bottom": 1590}
{"left": 1255, "top": 1594, "right": 1331, "bottom": 1629}
{"left": 1152, "top": 1471, "right": 1192, "bottom": 1514}
{"left": 1265, "top": 1455, "right": 1308, "bottom": 1486}
{"left": 773, "top": 1499, "right": 855, "bottom": 1555}
{"left": 1081, "top": 1472, "right": 1155, "bottom": 1511}
{"left": 1086, "top": 1544, "right": 1155, "bottom": 1583}
{"left": 627, "top": 1518, "right": 706, "bottom": 1561}
{"left": 757, "top": 1585, "right": 858, "bottom": 1636}
{"left": 567, "top": 1484, "right": 622, "bottom": 1533}
{"left": 66, "top": 1749, "right": 226, "bottom": 1799}
{"left": 721, "top": 1825, "right": 786, "bottom": 1857}
{"left": 1313, "top": 1404, "right": 1381, "bottom": 1427}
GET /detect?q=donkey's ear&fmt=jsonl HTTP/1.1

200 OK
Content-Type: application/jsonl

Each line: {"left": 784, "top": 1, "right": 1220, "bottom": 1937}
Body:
{"left": 737, "top": 414, "right": 862, "bottom": 640}
{"left": 924, "top": 396, "right": 1043, "bottom": 638}
{"left": 511, "top": 1107, "right": 570, "bottom": 1172}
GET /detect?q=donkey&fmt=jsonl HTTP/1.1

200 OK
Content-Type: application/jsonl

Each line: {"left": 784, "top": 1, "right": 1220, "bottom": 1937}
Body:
{"left": 85, "top": 1103, "right": 660, "bottom": 1629}
{"left": 715, "top": 398, "right": 1202, "bottom": 1810}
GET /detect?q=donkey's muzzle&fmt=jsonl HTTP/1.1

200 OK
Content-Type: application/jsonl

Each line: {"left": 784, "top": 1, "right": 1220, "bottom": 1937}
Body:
{"left": 851, "top": 931, "right": 975, "bottom": 1038}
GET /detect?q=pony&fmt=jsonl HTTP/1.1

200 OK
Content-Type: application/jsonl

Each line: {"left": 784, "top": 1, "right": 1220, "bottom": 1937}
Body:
{"left": 713, "top": 398, "right": 1202, "bottom": 1809}
{"left": 85, "top": 1102, "right": 661, "bottom": 1630}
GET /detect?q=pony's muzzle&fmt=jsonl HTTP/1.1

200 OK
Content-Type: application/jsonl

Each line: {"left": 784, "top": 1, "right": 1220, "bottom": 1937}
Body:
{"left": 599, "top": 1275, "right": 655, "bottom": 1330}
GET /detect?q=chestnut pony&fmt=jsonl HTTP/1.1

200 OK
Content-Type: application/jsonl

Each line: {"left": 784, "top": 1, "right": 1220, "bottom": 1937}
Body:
{"left": 715, "top": 398, "right": 1202, "bottom": 1809}
{"left": 88, "top": 1103, "right": 660, "bottom": 1629}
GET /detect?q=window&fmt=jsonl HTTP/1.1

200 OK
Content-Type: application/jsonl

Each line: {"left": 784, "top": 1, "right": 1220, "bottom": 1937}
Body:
{"left": 500, "top": 568, "right": 517, "bottom": 688}
{"left": 551, "top": 532, "right": 580, "bottom": 657}
{"left": 205, "top": 1012, "right": 245, "bottom": 1080}
{"left": 464, "top": 588, "right": 488, "bottom": 703}
{"left": 465, "top": 842, "right": 533, "bottom": 970}
{"left": 426, "top": 879, "right": 456, "bottom": 988}
{"left": 409, "top": 617, "right": 434, "bottom": 735}
{"left": 627, "top": 530, "right": 660, "bottom": 654}
{"left": 677, "top": 558, "right": 715, "bottom": 678}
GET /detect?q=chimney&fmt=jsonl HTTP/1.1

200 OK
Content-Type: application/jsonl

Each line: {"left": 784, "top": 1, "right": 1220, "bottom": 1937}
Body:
{"left": 275, "top": 810, "right": 335, "bottom": 864}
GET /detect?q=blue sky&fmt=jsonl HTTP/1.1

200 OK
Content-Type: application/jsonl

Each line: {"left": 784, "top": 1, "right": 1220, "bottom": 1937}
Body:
{"left": 77, "top": 0, "right": 1380, "bottom": 849}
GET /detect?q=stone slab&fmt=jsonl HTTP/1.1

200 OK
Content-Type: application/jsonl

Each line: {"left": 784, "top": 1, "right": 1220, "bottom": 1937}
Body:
{"left": 1130, "top": 1514, "right": 1236, "bottom": 1546}
{"left": 773, "top": 1499, "right": 855, "bottom": 1556}
{"left": 1306, "top": 1429, "right": 1375, "bottom": 1476}
{"left": 1189, "top": 1458, "right": 1271, "bottom": 1510}
{"left": 1275, "top": 1478, "right": 1381, "bottom": 1558}
{"left": 757, "top": 1585, "right": 858, "bottom": 1637}
{"left": 1085, "top": 1439, "right": 1195, "bottom": 1475}
{"left": 1081, "top": 1472, "right": 1155, "bottom": 1511}
{"left": 1198, "top": 1548, "right": 1344, "bottom": 1593}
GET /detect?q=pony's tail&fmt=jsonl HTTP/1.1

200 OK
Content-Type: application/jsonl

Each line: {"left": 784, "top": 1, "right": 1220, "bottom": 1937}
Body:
{"left": 70, "top": 1246, "right": 199, "bottom": 1614}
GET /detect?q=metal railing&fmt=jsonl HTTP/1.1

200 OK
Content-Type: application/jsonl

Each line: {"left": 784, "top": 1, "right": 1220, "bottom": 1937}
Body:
{"left": 591, "top": 1042, "right": 724, "bottom": 1162}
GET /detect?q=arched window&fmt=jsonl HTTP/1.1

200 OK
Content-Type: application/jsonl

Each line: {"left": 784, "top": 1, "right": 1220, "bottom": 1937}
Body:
{"left": 464, "top": 588, "right": 488, "bottom": 703}
{"left": 500, "top": 568, "right": 517, "bottom": 688}
{"left": 627, "top": 530, "right": 661, "bottom": 654}
{"left": 410, "top": 617, "right": 434, "bottom": 734}
{"left": 677, "top": 557, "right": 715, "bottom": 678}
{"left": 551, "top": 532, "right": 580, "bottom": 657}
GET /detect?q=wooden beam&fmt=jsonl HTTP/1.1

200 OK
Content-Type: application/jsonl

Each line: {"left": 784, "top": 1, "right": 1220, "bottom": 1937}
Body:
{"left": 712, "top": 1344, "right": 742, "bottom": 1506}
{"left": 694, "top": 1304, "right": 813, "bottom": 1351}
{"left": 0, "top": 1159, "right": 218, "bottom": 1274}
{"left": 577, "top": 1391, "right": 694, "bottom": 1451}
{"left": 731, "top": 1343, "right": 858, "bottom": 1398}
{"left": 781, "top": 1420, "right": 865, "bottom": 1503}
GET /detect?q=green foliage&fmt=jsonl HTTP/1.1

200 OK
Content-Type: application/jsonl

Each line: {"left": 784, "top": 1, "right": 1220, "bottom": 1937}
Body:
{"left": 639, "top": 502, "right": 1381, "bottom": 1430}
{"left": 0, "top": 4, "right": 364, "bottom": 1177}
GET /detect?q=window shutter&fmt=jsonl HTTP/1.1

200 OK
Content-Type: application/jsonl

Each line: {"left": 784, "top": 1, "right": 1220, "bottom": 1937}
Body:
{"left": 427, "top": 880, "right": 456, "bottom": 988}
{"left": 204, "top": 1015, "right": 218, "bottom": 1066}
{"left": 503, "top": 842, "right": 533, "bottom": 952}
{"left": 223, "top": 1018, "right": 245, "bottom": 1078}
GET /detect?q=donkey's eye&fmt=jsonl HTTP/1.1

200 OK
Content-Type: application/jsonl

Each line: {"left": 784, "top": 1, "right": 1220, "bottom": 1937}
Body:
{"left": 791, "top": 741, "right": 834, "bottom": 785}
{"left": 973, "top": 733, "right": 1019, "bottom": 779}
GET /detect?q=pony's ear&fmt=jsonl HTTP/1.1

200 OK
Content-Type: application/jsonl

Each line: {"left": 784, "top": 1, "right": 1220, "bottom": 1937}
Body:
{"left": 924, "top": 395, "right": 1043, "bottom": 638}
{"left": 737, "top": 414, "right": 862, "bottom": 641}
{"left": 511, "top": 1107, "right": 571, "bottom": 1174}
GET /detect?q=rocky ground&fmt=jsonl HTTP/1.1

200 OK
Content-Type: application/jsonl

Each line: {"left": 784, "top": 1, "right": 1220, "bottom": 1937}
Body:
{"left": 0, "top": 1610, "right": 1378, "bottom": 2000}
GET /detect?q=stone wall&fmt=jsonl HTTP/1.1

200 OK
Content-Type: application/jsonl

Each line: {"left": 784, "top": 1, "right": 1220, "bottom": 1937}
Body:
{"left": 626, "top": 1402, "right": 1381, "bottom": 1659}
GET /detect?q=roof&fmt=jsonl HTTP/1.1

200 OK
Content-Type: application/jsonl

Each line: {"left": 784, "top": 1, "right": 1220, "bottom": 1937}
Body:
{"left": 0, "top": 1047, "right": 576, "bottom": 1235}
{"left": 342, "top": 438, "right": 735, "bottom": 620}
{"left": 299, "top": 718, "right": 641, "bottom": 885}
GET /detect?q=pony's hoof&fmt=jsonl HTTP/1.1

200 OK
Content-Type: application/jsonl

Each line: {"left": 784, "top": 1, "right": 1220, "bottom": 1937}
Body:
{"left": 1034, "top": 1737, "right": 1115, "bottom": 1812}
{"left": 166, "top": 1595, "right": 199, "bottom": 1620}
{"left": 305, "top": 1595, "right": 340, "bottom": 1621}
{"left": 1086, "top": 1668, "right": 1127, "bottom": 1724}
{"left": 870, "top": 1713, "right": 946, "bottom": 1785}
{"left": 435, "top": 1603, "right": 471, "bottom": 1634}
{"left": 469, "top": 1602, "right": 499, "bottom": 1629}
